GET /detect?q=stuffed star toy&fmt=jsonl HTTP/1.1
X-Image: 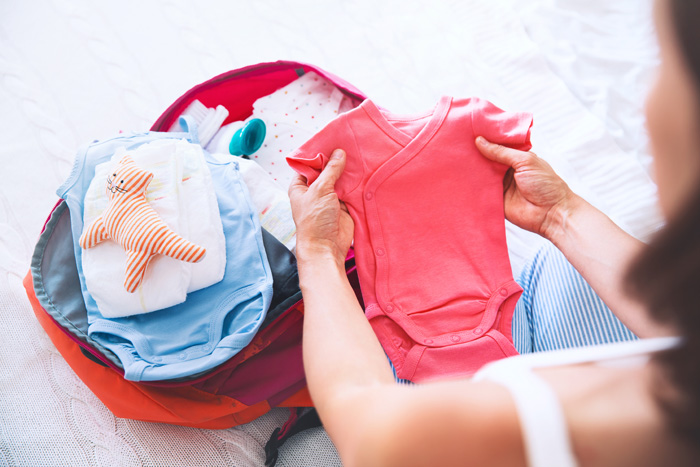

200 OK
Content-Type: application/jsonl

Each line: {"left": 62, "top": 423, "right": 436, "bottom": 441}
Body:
{"left": 79, "top": 155, "right": 206, "bottom": 293}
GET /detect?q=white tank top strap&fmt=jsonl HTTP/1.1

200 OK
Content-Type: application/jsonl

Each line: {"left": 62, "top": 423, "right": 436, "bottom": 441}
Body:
{"left": 472, "top": 337, "right": 682, "bottom": 467}
{"left": 474, "top": 362, "right": 577, "bottom": 467}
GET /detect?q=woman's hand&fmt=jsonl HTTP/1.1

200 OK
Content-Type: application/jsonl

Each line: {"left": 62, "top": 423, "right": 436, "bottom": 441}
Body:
{"left": 476, "top": 136, "right": 577, "bottom": 240}
{"left": 289, "top": 149, "right": 354, "bottom": 266}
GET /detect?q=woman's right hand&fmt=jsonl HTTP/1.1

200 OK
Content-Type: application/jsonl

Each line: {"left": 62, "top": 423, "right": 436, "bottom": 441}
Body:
{"left": 288, "top": 149, "right": 354, "bottom": 268}
{"left": 475, "top": 136, "right": 577, "bottom": 240}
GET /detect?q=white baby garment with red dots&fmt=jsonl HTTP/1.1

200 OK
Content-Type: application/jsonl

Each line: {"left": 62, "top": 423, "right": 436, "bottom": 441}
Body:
{"left": 250, "top": 71, "right": 353, "bottom": 188}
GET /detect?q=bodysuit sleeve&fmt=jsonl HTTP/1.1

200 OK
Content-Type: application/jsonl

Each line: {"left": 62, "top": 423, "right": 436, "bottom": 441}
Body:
{"left": 286, "top": 113, "right": 361, "bottom": 198}
{"left": 470, "top": 98, "right": 533, "bottom": 152}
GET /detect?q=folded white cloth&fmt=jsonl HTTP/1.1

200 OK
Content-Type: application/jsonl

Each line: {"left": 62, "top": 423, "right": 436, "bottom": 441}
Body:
{"left": 81, "top": 139, "right": 226, "bottom": 318}
{"left": 237, "top": 157, "right": 297, "bottom": 252}
{"left": 174, "top": 140, "right": 227, "bottom": 291}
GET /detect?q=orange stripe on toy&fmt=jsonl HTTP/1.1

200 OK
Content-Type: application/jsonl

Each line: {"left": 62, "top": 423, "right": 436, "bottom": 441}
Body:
{"left": 170, "top": 239, "right": 188, "bottom": 259}
{"left": 182, "top": 243, "right": 199, "bottom": 262}
{"left": 189, "top": 245, "right": 206, "bottom": 262}
{"left": 159, "top": 235, "right": 178, "bottom": 257}
{"left": 135, "top": 220, "right": 160, "bottom": 251}
{"left": 182, "top": 243, "right": 197, "bottom": 261}
{"left": 140, "top": 223, "right": 163, "bottom": 253}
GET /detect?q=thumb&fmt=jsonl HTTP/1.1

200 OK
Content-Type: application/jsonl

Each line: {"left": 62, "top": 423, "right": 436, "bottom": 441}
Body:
{"left": 314, "top": 149, "right": 346, "bottom": 190}
{"left": 475, "top": 136, "right": 527, "bottom": 168}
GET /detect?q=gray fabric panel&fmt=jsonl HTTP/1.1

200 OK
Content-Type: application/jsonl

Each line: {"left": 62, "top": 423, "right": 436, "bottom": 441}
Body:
{"left": 31, "top": 201, "right": 122, "bottom": 367}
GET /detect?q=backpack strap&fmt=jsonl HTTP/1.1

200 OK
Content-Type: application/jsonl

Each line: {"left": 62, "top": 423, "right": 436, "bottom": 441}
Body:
{"left": 264, "top": 407, "right": 322, "bottom": 466}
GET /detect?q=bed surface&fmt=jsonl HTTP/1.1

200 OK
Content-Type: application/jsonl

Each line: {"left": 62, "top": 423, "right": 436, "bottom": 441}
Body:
{"left": 0, "top": 0, "right": 660, "bottom": 465}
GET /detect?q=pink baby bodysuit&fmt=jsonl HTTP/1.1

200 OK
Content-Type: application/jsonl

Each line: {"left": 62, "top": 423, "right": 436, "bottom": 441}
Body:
{"left": 287, "top": 96, "right": 533, "bottom": 382}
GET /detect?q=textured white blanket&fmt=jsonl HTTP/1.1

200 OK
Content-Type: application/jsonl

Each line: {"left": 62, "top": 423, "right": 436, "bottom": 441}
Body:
{"left": 0, "top": 0, "right": 660, "bottom": 465}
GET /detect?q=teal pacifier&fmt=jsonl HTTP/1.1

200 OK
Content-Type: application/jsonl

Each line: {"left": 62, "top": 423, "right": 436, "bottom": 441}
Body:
{"left": 229, "top": 118, "right": 266, "bottom": 156}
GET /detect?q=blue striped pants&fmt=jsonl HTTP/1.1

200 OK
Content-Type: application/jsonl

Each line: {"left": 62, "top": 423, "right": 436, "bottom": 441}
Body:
{"left": 511, "top": 242, "right": 637, "bottom": 354}
{"left": 390, "top": 242, "right": 637, "bottom": 382}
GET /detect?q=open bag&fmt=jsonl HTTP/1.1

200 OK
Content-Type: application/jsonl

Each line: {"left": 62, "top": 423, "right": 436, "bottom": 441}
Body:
{"left": 23, "top": 62, "right": 367, "bottom": 438}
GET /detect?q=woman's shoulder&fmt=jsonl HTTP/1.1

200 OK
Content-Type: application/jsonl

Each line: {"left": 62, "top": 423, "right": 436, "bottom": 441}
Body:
{"left": 470, "top": 338, "right": 686, "bottom": 467}
{"left": 541, "top": 359, "right": 696, "bottom": 466}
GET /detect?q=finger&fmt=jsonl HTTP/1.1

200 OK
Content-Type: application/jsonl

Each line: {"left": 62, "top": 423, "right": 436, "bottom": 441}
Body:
{"left": 288, "top": 173, "right": 309, "bottom": 200}
{"left": 313, "top": 149, "right": 346, "bottom": 190}
{"left": 475, "top": 136, "right": 531, "bottom": 168}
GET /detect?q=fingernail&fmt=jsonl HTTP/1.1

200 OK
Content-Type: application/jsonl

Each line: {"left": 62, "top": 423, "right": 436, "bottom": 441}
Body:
{"left": 331, "top": 149, "right": 344, "bottom": 160}
{"left": 475, "top": 136, "right": 487, "bottom": 145}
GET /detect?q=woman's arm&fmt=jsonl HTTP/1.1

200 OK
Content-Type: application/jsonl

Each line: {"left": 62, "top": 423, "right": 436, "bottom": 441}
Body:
{"left": 475, "top": 137, "right": 672, "bottom": 337}
{"left": 288, "top": 148, "right": 395, "bottom": 408}
{"left": 289, "top": 150, "right": 526, "bottom": 466}
{"left": 289, "top": 150, "right": 397, "bottom": 459}
{"left": 296, "top": 249, "right": 397, "bottom": 450}
{"left": 544, "top": 193, "right": 668, "bottom": 337}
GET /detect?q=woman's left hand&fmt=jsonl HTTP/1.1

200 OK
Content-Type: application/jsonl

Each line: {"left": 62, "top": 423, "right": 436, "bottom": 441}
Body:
{"left": 289, "top": 149, "right": 354, "bottom": 266}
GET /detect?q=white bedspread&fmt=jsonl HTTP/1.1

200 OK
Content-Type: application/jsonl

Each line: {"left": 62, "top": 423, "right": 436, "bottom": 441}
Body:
{"left": 0, "top": 0, "right": 661, "bottom": 465}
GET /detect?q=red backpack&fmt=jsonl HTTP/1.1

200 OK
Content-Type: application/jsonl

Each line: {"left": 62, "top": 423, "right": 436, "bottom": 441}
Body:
{"left": 24, "top": 60, "right": 367, "bottom": 463}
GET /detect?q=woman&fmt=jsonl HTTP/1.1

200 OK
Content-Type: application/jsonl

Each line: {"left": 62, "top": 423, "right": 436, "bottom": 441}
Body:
{"left": 287, "top": 0, "right": 700, "bottom": 464}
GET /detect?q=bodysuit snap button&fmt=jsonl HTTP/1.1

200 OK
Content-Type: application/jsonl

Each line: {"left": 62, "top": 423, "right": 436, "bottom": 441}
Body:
{"left": 385, "top": 304, "right": 394, "bottom": 313}
{"left": 474, "top": 328, "right": 483, "bottom": 335}
{"left": 376, "top": 248, "right": 384, "bottom": 256}
{"left": 424, "top": 339, "right": 433, "bottom": 345}
{"left": 500, "top": 288, "right": 508, "bottom": 296}
{"left": 365, "top": 192, "right": 373, "bottom": 200}
{"left": 451, "top": 335, "right": 461, "bottom": 342}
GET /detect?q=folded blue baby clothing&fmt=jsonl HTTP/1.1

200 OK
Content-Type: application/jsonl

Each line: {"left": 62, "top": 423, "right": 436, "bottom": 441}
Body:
{"left": 58, "top": 123, "right": 273, "bottom": 381}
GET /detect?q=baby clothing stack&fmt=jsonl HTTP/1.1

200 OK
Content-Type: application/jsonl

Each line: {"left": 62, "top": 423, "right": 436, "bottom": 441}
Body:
{"left": 60, "top": 126, "right": 274, "bottom": 382}
{"left": 61, "top": 72, "right": 352, "bottom": 383}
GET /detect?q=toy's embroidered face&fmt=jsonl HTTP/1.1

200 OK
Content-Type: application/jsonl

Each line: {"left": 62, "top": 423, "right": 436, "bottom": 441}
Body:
{"left": 105, "top": 156, "right": 153, "bottom": 200}
{"left": 106, "top": 172, "right": 128, "bottom": 195}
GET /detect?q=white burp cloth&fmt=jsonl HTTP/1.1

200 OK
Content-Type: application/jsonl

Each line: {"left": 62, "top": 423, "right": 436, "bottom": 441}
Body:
{"left": 205, "top": 120, "right": 247, "bottom": 155}
{"left": 236, "top": 157, "right": 297, "bottom": 252}
{"left": 81, "top": 139, "right": 226, "bottom": 318}
{"left": 250, "top": 71, "right": 346, "bottom": 188}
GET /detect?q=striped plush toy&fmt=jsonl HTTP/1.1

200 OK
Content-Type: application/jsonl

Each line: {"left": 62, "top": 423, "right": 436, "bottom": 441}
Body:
{"left": 80, "top": 155, "right": 206, "bottom": 293}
